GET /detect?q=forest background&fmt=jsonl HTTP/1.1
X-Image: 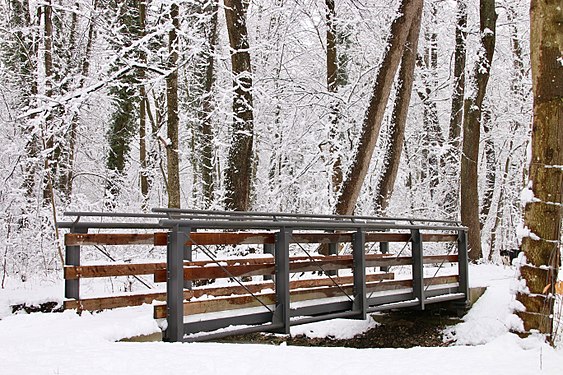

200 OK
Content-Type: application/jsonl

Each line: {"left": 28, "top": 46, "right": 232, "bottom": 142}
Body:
{"left": 0, "top": 0, "right": 551, "bottom": 302}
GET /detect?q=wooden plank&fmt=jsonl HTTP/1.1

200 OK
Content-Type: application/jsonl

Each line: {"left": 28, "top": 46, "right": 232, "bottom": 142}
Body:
{"left": 63, "top": 272, "right": 395, "bottom": 311}
{"left": 154, "top": 255, "right": 411, "bottom": 282}
{"left": 153, "top": 275, "right": 459, "bottom": 318}
{"left": 63, "top": 254, "right": 455, "bottom": 281}
{"left": 421, "top": 234, "right": 458, "bottom": 242}
{"left": 64, "top": 263, "right": 166, "bottom": 280}
{"left": 423, "top": 254, "right": 458, "bottom": 264}
{"left": 65, "top": 233, "right": 159, "bottom": 246}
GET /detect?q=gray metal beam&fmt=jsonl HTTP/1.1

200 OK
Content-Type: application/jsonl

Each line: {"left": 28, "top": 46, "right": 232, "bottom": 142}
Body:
{"left": 273, "top": 228, "right": 291, "bottom": 334}
{"left": 65, "top": 226, "right": 87, "bottom": 300}
{"left": 457, "top": 229, "right": 469, "bottom": 304}
{"left": 164, "top": 225, "right": 190, "bottom": 342}
{"left": 152, "top": 207, "right": 461, "bottom": 225}
{"left": 159, "top": 218, "right": 463, "bottom": 232}
{"left": 411, "top": 229, "right": 425, "bottom": 310}
{"left": 353, "top": 228, "right": 366, "bottom": 319}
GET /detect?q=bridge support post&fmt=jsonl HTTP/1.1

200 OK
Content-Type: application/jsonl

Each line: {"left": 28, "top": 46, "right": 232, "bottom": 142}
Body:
{"left": 411, "top": 229, "right": 425, "bottom": 310}
{"left": 263, "top": 243, "right": 275, "bottom": 280}
{"left": 379, "top": 241, "right": 389, "bottom": 272}
{"left": 65, "top": 226, "right": 88, "bottom": 300}
{"left": 352, "top": 228, "right": 366, "bottom": 320}
{"left": 327, "top": 229, "right": 338, "bottom": 276}
{"left": 457, "top": 229, "right": 469, "bottom": 304}
{"left": 273, "top": 227, "right": 291, "bottom": 333}
{"left": 164, "top": 224, "right": 190, "bottom": 343}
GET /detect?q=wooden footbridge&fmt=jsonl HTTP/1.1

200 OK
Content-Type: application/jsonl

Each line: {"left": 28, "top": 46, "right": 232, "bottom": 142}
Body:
{"left": 58, "top": 209, "right": 468, "bottom": 343}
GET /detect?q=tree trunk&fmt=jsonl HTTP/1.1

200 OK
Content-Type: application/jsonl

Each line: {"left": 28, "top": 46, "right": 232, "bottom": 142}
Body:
{"left": 105, "top": 1, "right": 141, "bottom": 204}
{"left": 224, "top": 0, "right": 254, "bottom": 211}
{"left": 480, "top": 106, "right": 495, "bottom": 230}
{"left": 448, "top": 0, "right": 467, "bottom": 151}
{"left": 42, "top": 0, "right": 54, "bottom": 204}
{"left": 60, "top": 0, "right": 97, "bottom": 200}
{"left": 444, "top": 0, "right": 467, "bottom": 217}
{"left": 166, "top": 2, "right": 181, "bottom": 208}
{"left": 375, "top": 5, "right": 422, "bottom": 213}
{"left": 200, "top": 0, "right": 219, "bottom": 208}
{"left": 460, "top": 0, "right": 496, "bottom": 261}
{"left": 139, "top": 0, "right": 149, "bottom": 207}
{"left": 326, "top": 0, "right": 343, "bottom": 195}
{"left": 417, "top": 2, "right": 442, "bottom": 196}
{"left": 516, "top": 0, "right": 562, "bottom": 340}
{"left": 335, "top": 0, "right": 423, "bottom": 215}
{"left": 8, "top": 0, "right": 40, "bottom": 200}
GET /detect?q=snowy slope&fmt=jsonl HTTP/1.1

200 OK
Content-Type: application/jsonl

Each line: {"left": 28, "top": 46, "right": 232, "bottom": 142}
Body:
{"left": 0, "top": 264, "right": 561, "bottom": 375}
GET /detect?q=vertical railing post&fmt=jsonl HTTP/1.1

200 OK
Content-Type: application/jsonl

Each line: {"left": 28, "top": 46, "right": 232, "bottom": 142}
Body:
{"left": 379, "top": 241, "right": 389, "bottom": 272}
{"left": 411, "top": 229, "right": 425, "bottom": 310}
{"left": 65, "top": 226, "right": 88, "bottom": 301}
{"left": 164, "top": 224, "right": 190, "bottom": 342}
{"left": 352, "top": 228, "right": 366, "bottom": 320}
{"left": 457, "top": 229, "right": 469, "bottom": 304}
{"left": 327, "top": 229, "right": 338, "bottom": 276}
{"left": 273, "top": 227, "right": 291, "bottom": 333}
{"left": 263, "top": 243, "right": 275, "bottom": 280}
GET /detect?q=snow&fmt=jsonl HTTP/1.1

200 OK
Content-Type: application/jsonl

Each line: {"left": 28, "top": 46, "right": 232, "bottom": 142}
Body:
{"left": 1, "top": 265, "right": 562, "bottom": 375}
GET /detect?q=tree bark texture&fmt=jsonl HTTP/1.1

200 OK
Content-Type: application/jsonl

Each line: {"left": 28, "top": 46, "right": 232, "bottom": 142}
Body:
{"left": 448, "top": 0, "right": 467, "bottom": 151}
{"left": 166, "top": 3, "right": 181, "bottom": 208}
{"left": 8, "top": 0, "right": 40, "bottom": 200}
{"left": 224, "top": 0, "right": 254, "bottom": 211}
{"left": 444, "top": 0, "right": 467, "bottom": 217}
{"left": 335, "top": 0, "right": 423, "bottom": 216}
{"left": 200, "top": 0, "right": 219, "bottom": 208}
{"left": 326, "top": 0, "right": 343, "bottom": 195}
{"left": 139, "top": 0, "right": 149, "bottom": 205}
{"left": 42, "top": 0, "right": 54, "bottom": 204}
{"left": 375, "top": 5, "right": 422, "bottom": 213}
{"left": 516, "top": 0, "right": 562, "bottom": 338}
{"left": 460, "top": 0, "right": 496, "bottom": 261}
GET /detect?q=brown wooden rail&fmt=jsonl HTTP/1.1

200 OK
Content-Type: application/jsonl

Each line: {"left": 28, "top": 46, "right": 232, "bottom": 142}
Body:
{"left": 152, "top": 275, "right": 459, "bottom": 318}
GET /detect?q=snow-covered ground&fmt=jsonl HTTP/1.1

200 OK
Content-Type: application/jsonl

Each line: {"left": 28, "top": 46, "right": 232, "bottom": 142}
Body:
{"left": 1, "top": 264, "right": 562, "bottom": 375}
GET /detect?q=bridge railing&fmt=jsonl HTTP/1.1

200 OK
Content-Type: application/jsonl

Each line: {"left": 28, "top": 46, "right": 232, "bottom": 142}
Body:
{"left": 58, "top": 209, "right": 468, "bottom": 343}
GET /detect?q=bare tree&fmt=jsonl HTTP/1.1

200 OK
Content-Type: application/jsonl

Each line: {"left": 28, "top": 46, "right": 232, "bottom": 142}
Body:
{"left": 375, "top": 4, "right": 422, "bottom": 213}
{"left": 460, "top": 0, "right": 496, "bottom": 261}
{"left": 224, "top": 0, "right": 254, "bottom": 211}
{"left": 516, "top": 0, "right": 562, "bottom": 342}
{"left": 444, "top": 0, "right": 467, "bottom": 217}
{"left": 335, "top": 0, "right": 423, "bottom": 215}
{"left": 166, "top": 2, "right": 181, "bottom": 208}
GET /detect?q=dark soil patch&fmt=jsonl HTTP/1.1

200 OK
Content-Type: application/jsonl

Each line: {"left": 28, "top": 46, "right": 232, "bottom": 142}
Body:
{"left": 11, "top": 301, "right": 63, "bottom": 314}
{"left": 220, "top": 309, "right": 461, "bottom": 348}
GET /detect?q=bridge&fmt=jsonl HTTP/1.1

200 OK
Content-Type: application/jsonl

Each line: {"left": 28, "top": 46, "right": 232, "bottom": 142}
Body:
{"left": 58, "top": 209, "right": 468, "bottom": 343}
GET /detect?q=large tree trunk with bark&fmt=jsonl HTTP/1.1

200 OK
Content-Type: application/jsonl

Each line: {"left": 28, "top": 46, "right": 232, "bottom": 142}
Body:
{"left": 516, "top": 0, "right": 562, "bottom": 340}
{"left": 335, "top": 0, "right": 423, "bottom": 215}
{"left": 460, "top": 0, "right": 496, "bottom": 261}
{"left": 375, "top": 5, "right": 422, "bottom": 213}
{"left": 224, "top": 0, "right": 254, "bottom": 211}
{"left": 166, "top": 3, "right": 181, "bottom": 208}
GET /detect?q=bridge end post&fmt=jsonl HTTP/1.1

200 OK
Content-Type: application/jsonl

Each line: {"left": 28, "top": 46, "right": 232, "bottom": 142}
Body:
{"left": 457, "top": 229, "right": 469, "bottom": 304}
{"left": 411, "top": 229, "right": 425, "bottom": 310}
{"left": 352, "top": 228, "right": 367, "bottom": 320}
{"left": 164, "top": 225, "right": 190, "bottom": 343}
{"left": 65, "top": 226, "right": 88, "bottom": 301}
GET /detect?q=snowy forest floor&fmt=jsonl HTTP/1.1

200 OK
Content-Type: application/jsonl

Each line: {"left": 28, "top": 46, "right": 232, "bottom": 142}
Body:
{"left": 1, "top": 264, "right": 562, "bottom": 374}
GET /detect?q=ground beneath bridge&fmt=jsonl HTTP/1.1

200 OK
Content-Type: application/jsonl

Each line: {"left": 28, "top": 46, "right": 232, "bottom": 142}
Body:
{"left": 221, "top": 309, "right": 461, "bottom": 348}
